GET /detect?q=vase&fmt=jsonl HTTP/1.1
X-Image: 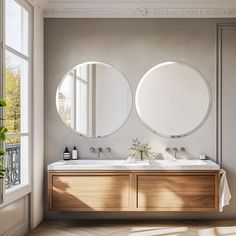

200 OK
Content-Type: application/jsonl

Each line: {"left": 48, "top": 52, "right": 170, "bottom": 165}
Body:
{"left": 140, "top": 151, "right": 144, "bottom": 161}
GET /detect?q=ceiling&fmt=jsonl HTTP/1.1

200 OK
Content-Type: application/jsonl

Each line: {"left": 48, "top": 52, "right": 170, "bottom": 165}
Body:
{"left": 30, "top": 0, "right": 236, "bottom": 18}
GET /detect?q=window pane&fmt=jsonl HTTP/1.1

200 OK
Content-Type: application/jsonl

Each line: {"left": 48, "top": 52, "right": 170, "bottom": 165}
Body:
{"left": 76, "top": 64, "right": 88, "bottom": 82}
{"left": 5, "top": 0, "right": 29, "bottom": 56}
{"left": 76, "top": 79, "right": 88, "bottom": 134}
{"left": 5, "top": 51, "right": 29, "bottom": 134}
{"left": 5, "top": 136, "right": 29, "bottom": 189}
{"left": 57, "top": 74, "right": 74, "bottom": 128}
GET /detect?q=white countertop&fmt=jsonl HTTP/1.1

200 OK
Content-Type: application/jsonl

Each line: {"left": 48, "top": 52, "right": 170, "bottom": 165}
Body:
{"left": 48, "top": 159, "right": 220, "bottom": 171}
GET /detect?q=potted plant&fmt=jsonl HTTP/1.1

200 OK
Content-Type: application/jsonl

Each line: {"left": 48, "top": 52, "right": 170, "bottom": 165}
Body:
{"left": 128, "top": 138, "right": 152, "bottom": 161}
{"left": 0, "top": 98, "right": 7, "bottom": 204}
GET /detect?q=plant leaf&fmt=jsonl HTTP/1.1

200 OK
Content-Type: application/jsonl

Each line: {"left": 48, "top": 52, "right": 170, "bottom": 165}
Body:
{"left": 0, "top": 161, "right": 5, "bottom": 177}
{"left": 0, "top": 126, "right": 8, "bottom": 141}
{"left": 0, "top": 126, "right": 8, "bottom": 133}
{"left": 0, "top": 149, "right": 5, "bottom": 156}
{"left": 0, "top": 99, "right": 6, "bottom": 107}
{"left": 0, "top": 133, "right": 6, "bottom": 141}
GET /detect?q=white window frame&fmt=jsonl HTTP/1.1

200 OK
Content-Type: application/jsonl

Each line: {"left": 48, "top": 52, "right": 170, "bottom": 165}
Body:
{"left": 0, "top": 0, "right": 33, "bottom": 206}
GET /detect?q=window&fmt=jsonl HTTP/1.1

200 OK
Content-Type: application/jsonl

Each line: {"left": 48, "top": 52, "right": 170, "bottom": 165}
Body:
{"left": 57, "top": 65, "right": 91, "bottom": 135}
{"left": 1, "top": 0, "right": 32, "bottom": 190}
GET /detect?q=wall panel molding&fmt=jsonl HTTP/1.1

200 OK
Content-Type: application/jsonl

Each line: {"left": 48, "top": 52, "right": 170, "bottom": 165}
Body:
{"left": 0, "top": 197, "right": 28, "bottom": 236}
{"left": 216, "top": 23, "right": 236, "bottom": 167}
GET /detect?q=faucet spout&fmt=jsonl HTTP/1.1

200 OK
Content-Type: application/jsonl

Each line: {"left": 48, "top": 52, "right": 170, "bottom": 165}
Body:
{"left": 97, "top": 147, "right": 103, "bottom": 157}
{"left": 173, "top": 148, "right": 177, "bottom": 158}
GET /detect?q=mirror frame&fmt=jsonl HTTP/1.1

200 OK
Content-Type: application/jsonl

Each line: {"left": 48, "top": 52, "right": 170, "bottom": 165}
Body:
{"left": 55, "top": 61, "right": 133, "bottom": 138}
{"left": 135, "top": 61, "right": 212, "bottom": 138}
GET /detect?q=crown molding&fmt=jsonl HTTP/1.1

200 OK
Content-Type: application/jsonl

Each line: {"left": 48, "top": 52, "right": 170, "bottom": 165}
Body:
{"left": 44, "top": 7, "right": 236, "bottom": 18}
{"left": 28, "top": 0, "right": 46, "bottom": 16}
{"left": 27, "top": 0, "right": 236, "bottom": 18}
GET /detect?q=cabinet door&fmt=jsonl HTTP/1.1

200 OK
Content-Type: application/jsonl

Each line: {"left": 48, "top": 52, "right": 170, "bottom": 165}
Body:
{"left": 137, "top": 174, "right": 218, "bottom": 211}
{"left": 51, "top": 173, "right": 131, "bottom": 211}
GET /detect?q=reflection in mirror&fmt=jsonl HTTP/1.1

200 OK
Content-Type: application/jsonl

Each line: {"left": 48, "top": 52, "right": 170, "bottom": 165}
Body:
{"left": 136, "top": 62, "right": 211, "bottom": 138}
{"left": 56, "top": 62, "right": 132, "bottom": 138}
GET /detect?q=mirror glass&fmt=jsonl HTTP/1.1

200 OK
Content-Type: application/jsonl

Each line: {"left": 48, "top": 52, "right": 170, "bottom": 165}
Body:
{"left": 56, "top": 62, "right": 132, "bottom": 138}
{"left": 136, "top": 62, "right": 211, "bottom": 138}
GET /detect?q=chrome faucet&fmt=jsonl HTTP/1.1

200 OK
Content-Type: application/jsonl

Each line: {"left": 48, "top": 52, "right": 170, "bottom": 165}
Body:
{"left": 173, "top": 148, "right": 177, "bottom": 158}
{"left": 165, "top": 147, "right": 178, "bottom": 158}
{"left": 97, "top": 147, "right": 103, "bottom": 157}
{"left": 90, "top": 147, "right": 111, "bottom": 157}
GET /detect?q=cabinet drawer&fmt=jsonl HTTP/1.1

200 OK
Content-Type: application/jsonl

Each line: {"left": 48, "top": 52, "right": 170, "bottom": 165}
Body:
{"left": 137, "top": 174, "right": 218, "bottom": 211}
{"left": 51, "top": 174, "right": 131, "bottom": 211}
{"left": 48, "top": 171, "right": 219, "bottom": 212}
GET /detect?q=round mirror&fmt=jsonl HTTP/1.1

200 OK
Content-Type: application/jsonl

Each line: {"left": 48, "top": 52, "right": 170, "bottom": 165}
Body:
{"left": 136, "top": 62, "right": 211, "bottom": 138}
{"left": 56, "top": 62, "right": 132, "bottom": 138}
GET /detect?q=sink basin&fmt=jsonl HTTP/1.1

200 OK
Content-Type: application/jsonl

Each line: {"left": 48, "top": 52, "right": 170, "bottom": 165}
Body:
{"left": 48, "top": 159, "right": 219, "bottom": 171}
{"left": 62, "top": 160, "right": 149, "bottom": 166}
{"left": 150, "top": 159, "right": 208, "bottom": 166}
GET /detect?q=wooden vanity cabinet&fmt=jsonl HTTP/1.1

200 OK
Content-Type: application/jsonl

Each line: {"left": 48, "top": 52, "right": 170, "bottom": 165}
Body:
{"left": 48, "top": 170, "right": 219, "bottom": 212}
{"left": 48, "top": 172, "right": 132, "bottom": 211}
{"left": 136, "top": 173, "right": 218, "bottom": 211}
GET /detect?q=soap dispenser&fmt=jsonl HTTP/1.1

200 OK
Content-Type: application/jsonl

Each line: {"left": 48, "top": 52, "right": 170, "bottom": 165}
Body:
{"left": 63, "top": 147, "right": 71, "bottom": 160}
{"left": 72, "top": 146, "right": 78, "bottom": 160}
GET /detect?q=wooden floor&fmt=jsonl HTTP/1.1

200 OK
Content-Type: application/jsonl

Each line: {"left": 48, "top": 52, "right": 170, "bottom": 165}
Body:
{"left": 27, "top": 220, "right": 236, "bottom": 236}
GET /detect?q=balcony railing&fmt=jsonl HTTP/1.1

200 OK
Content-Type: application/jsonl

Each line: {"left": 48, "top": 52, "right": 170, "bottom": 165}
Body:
{"left": 5, "top": 144, "right": 21, "bottom": 189}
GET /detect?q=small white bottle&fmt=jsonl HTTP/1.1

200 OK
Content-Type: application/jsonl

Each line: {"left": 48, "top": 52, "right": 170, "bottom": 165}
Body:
{"left": 72, "top": 146, "right": 78, "bottom": 160}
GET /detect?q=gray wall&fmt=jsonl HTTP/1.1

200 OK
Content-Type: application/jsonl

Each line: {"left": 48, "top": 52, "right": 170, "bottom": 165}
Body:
{"left": 44, "top": 18, "right": 235, "bottom": 219}
{"left": 221, "top": 26, "right": 236, "bottom": 219}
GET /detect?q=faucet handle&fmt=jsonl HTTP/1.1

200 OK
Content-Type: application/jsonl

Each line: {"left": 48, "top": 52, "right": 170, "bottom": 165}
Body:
{"left": 90, "top": 147, "right": 95, "bottom": 153}
{"left": 165, "top": 147, "right": 171, "bottom": 152}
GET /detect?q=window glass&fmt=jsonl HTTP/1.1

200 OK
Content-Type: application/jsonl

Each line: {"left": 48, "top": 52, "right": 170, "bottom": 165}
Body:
{"left": 76, "top": 79, "right": 88, "bottom": 134}
{"left": 3, "top": 0, "right": 31, "bottom": 190}
{"left": 5, "top": 50, "right": 29, "bottom": 134}
{"left": 57, "top": 73, "right": 74, "bottom": 128}
{"left": 5, "top": 0, "right": 29, "bottom": 56}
